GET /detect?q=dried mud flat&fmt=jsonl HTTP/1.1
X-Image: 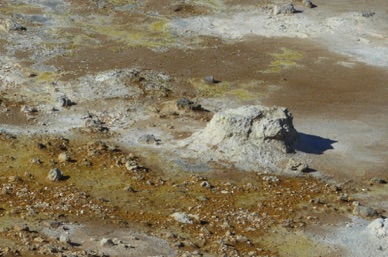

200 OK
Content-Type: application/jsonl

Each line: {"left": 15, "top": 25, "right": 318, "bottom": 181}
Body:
{"left": 0, "top": 0, "right": 388, "bottom": 257}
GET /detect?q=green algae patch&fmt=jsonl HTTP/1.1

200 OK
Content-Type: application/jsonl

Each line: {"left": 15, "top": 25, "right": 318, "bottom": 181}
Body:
{"left": 194, "top": 81, "right": 247, "bottom": 99}
{"left": 236, "top": 192, "right": 266, "bottom": 209}
{"left": 193, "top": 79, "right": 267, "bottom": 101}
{"left": 2, "top": 2, "right": 44, "bottom": 15}
{"left": 107, "top": 0, "right": 139, "bottom": 5}
{"left": 91, "top": 19, "right": 177, "bottom": 50}
{"left": 264, "top": 228, "right": 334, "bottom": 257}
{"left": 225, "top": 88, "right": 258, "bottom": 101}
{"left": 151, "top": 20, "right": 168, "bottom": 31}
{"left": 71, "top": 34, "right": 101, "bottom": 48}
{"left": 194, "top": 80, "right": 232, "bottom": 97}
{"left": 35, "top": 71, "right": 61, "bottom": 82}
{"left": 261, "top": 47, "right": 304, "bottom": 73}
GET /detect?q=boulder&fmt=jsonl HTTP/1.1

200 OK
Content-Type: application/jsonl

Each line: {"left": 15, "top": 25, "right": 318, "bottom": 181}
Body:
{"left": 302, "top": 0, "right": 315, "bottom": 8}
{"left": 370, "top": 177, "right": 387, "bottom": 184}
{"left": 200, "top": 181, "right": 212, "bottom": 188}
{"left": 57, "top": 96, "right": 74, "bottom": 107}
{"left": 203, "top": 76, "right": 220, "bottom": 84}
{"left": 47, "top": 168, "right": 63, "bottom": 181}
{"left": 100, "top": 238, "right": 115, "bottom": 247}
{"left": 20, "top": 105, "right": 38, "bottom": 114}
{"left": 59, "top": 234, "right": 70, "bottom": 243}
{"left": 183, "top": 105, "right": 298, "bottom": 171}
{"left": 0, "top": 19, "right": 27, "bottom": 32}
{"left": 352, "top": 202, "right": 378, "bottom": 217}
{"left": 171, "top": 212, "right": 195, "bottom": 224}
{"left": 58, "top": 152, "right": 69, "bottom": 163}
{"left": 273, "top": 3, "right": 296, "bottom": 15}
{"left": 192, "top": 105, "right": 297, "bottom": 153}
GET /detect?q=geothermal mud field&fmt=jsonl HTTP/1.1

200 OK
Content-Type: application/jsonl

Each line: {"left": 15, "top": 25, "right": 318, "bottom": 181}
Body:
{"left": 0, "top": 0, "right": 388, "bottom": 256}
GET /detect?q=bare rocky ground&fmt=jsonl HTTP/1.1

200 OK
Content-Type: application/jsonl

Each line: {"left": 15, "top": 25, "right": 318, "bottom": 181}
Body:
{"left": 0, "top": 0, "right": 388, "bottom": 256}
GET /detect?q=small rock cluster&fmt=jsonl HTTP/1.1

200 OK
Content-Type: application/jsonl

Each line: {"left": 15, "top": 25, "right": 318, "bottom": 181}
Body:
{"left": 86, "top": 140, "right": 118, "bottom": 156}
{"left": 287, "top": 159, "right": 309, "bottom": 172}
{"left": 116, "top": 153, "right": 148, "bottom": 173}
{"left": 138, "top": 134, "right": 161, "bottom": 145}
{"left": 99, "top": 237, "right": 131, "bottom": 249}
{"left": 81, "top": 113, "right": 109, "bottom": 133}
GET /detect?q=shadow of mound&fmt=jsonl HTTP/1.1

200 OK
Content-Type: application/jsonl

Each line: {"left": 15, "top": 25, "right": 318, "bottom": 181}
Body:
{"left": 295, "top": 133, "right": 337, "bottom": 155}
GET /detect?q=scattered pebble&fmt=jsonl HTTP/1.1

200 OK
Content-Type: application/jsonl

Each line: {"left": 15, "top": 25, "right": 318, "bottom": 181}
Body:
{"left": 203, "top": 76, "right": 219, "bottom": 84}
{"left": 176, "top": 98, "right": 202, "bottom": 111}
{"left": 362, "top": 11, "right": 375, "bottom": 18}
{"left": 352, "top": 202, "right": 378, "bottom": 217}
{"left": 59, "top": 234, "right": 70, "bottom": 243}
{"left": 0, "top": 18, "right": 27, "bottom": 31}
{"left": 30, "top": 158, "right": 42, "bottom": 164}
{"left": 370, "top": 177, "right": 387, "bottom": 184}
{"left": 100, "top": 238, "right": 115, "bottom": 247}
{"left": 287, "top": 159, "right": 309, "bottom": 172}
{"left": 123, "top": 185, "right": 136, "bottom": 192}
{"left": 337, "top": 194, "right": 351, "bottom": 202}
{"left": 200, "top": 181, "right": 211, "bottom": 188}
{"left": 302, "top": 0, "right": 316, "bottom": 8}
{"left": 58, "top": 152, "right": 70, "bottom": 162}
{"left": 138, "top": 134, "right": 161, "bottom": 145}
{"left": 47, "top": 168, "right": 63, "bottom": 181}
{"left": 57, "top": 96, "right": 74, "bottom": 107}
{"left": 20, "top": 105, "right": 38, "bottom": 114}
{"left": 171, "top": 212, "right": 194, "bottom": 224}
{"left": 262, "top": 176, "right": 280, "bottom": 183}
{"left": 273, "top": 3, "right": 296, "bottom": 15}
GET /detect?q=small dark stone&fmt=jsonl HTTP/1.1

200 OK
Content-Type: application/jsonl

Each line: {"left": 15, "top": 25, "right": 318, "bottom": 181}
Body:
{"left": 173, "top": 5, "right": 183, "bottom": 12}
{"left": 176, "top": 98, "right": 202, "bottom": 111}
{"left": 57, "top": 96, "right": 75, "bottom": 107}
{"left": 203, "top": 76, "right": 220, "bottom": 84}
{"left": 302, "top": 0, "right": 316, "bottom": 8}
